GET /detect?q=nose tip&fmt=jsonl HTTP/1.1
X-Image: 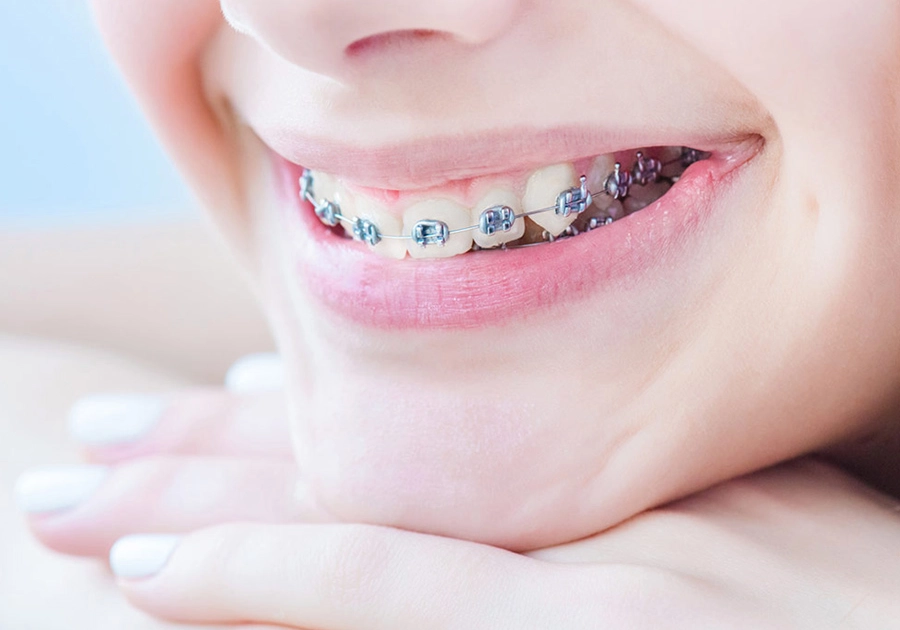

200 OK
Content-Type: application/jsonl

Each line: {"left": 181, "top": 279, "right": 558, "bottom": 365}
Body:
{"left": 220, "top": 0, "right": 523, "bottom": 78}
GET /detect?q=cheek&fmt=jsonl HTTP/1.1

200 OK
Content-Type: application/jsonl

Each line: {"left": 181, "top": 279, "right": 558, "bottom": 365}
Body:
{"left": 631, "top": 0, "right": 899, "bottom": 69}
{"left": 632, "top": 0, "right": 900, "bottom": 134}
{"left": 635, "top": 0, "right": 900, "bottom": 358}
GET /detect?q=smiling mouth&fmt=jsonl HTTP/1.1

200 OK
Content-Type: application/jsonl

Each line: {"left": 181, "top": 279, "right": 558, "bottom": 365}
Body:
{"left": 272, "top": 134, "right": 762, "bottom": 329}
{"left": 293, "top": 146, "right": 708, "bottom": 260}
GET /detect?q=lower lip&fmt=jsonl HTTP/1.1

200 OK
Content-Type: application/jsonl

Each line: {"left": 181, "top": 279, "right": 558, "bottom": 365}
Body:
{"left": 277, "top": 142, "right": 759, "bottom": 330}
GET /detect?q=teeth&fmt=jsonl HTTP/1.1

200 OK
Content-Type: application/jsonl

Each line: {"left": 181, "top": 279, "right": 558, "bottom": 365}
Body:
{"left": 313, "top": 171, "right": 339, "bottom": 202}
{"left": 472, "top": 189, "right": 525, "bottom": 249}
{"left": 586, "top": 155, "right": 617, "bottom": 210}
{"left": 403, "top": 199, "right": 474, "bottom": 259}
{"left": 304, "top": 147, "right": 695, "bottom": 259}
{"left": 331, "top": 186, "right": 354, "bottom": 239}
{"left": 337, "top": 188, "right": 407, "bottom": 259}
{"left": 519, "top": 216, "right": 547, "bottom": 244}
{"left": 522, "top": 163, "right": 579, "bottom": 237}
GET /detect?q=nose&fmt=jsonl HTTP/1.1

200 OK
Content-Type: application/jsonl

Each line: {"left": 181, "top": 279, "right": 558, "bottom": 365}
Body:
{"left": 220, "top": 0, "right": 523, "bottom": 77}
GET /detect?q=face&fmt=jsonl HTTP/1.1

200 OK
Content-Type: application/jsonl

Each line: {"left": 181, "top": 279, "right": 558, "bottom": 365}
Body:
{"left": 92, "top": 0, "right": 900, "bottom": 550}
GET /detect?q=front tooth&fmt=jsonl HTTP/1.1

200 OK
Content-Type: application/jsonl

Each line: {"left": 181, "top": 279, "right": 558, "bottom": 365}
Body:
{"left": 335, "top": 187, "right": 407, "bottom": 259}
{"left": 403, "top": 199, "right": 473, "bottom": 259}
{"left": 472, "top": 189, "right": 524, "bottom": 249}
{"left": 522, "top": 163, "right": 579, "bottom": 237}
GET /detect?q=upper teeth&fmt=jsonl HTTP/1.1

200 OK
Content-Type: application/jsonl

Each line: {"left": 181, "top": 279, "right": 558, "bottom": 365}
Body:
{"left": 299, "top": 147, "right": 704, "bottom": 259}
{"left": 404, "top": 199, "right": 472, "bottom": 259}
{"left": 473, "top": 189, "right": 523, "bottom": 249}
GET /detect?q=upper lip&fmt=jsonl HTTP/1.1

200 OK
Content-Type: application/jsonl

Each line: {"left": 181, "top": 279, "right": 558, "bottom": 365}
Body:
{"left": 256, "top": 124, "right": 751, "bottom": 191}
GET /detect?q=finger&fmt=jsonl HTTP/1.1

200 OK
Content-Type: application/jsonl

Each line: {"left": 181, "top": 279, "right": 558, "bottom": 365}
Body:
{"left": 68, "top": 389, "right": 293, "bottom": 462}
{"left": 17, "top": 457, "right": 329, "bottom": 557}
{"left": 224, "top": 353, "right": 285, "bottom": 394}
{"left": 111, "top": 523, "right": 617, "bottom": 630}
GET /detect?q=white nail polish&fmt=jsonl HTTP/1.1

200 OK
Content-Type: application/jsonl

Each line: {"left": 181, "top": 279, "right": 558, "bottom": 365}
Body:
{"left": 224, "top": 353, "right": 285, "bottom": 393}
{"left": 110, "top": 534, "right": 181, "bottom": 579}
{"left": 67, "top": 394, "right": 164, "bottom": 446}
{"left": 14, "top": 466, "right": 108, "bottom": 514}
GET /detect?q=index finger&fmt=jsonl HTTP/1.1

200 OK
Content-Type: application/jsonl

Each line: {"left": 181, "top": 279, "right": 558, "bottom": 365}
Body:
{"left": 112, "top": 522, "right": 620, "bottom": 630}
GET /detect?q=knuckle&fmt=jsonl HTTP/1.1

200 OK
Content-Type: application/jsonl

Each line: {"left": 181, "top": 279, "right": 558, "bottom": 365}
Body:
{"left": 197, "top": 523, "right": 265, "bottom": 577}
{"left": 184, "top": 523, "right": 405, "bottom": 614}
{"left": 169, "top": 523, "right": 260, "bottom": 600}
{"left": 314, "top": 525, "right": 395, "bottom": 608}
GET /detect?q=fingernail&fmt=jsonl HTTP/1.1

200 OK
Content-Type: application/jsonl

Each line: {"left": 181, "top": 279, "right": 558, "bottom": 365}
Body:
{"left": 14, "top": 465, "right": 109, "bottom": 514}
{"left": 224, "top": 353, "right": 284, "bottom": 393}
{"left": 110, "top": 534, "right": 181, "bottom": 579}
{"left": 67, "top": 394, "right": 165, "bottom": 446}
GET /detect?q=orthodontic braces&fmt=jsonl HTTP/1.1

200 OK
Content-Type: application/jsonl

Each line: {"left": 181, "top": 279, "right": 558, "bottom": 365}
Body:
{"left": 300, "top": 147, "right": 707, "bottom": 251}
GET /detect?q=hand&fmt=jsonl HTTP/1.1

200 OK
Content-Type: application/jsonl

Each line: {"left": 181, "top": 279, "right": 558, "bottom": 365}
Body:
{"left": 0, "top": 340, "right": 276, "bottom": 630}
{"left": 106, "top": 463, "right": 900, "bottom": 629}
{"left": 17, "top": 373, "right": 900, "bottom": 629}
{"left": 19, "top": 385, "right": 326, "bottom": 558}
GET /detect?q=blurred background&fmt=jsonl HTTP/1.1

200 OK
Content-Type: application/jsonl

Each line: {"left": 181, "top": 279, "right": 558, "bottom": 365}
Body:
{"left": 0, "top": 1, "right": 271, "bottom": 381}
{"left": 0, "top": 1, "right": 193, "bottom": 228}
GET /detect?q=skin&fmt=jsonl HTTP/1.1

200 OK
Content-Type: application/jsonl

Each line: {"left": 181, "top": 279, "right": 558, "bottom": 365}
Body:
{"left": 10, "top": 0, "right": 900, "bottom": 624}
{"left": 0, "top": 339, "right": 195, "bottom": 629}
{"left": 82, "top": 460, "right": 900, "bottom": 628}
{"left": 88, "top": 0, "right": 900, "bottom": 551}
{"left": 0, "top": 225, "right": 274, "bottom": 628}
{"left": 11, "top": 363, "right": 900, "bottom": 628}
{"left": 4, "top": 231, "right": 898, "bottom": 628}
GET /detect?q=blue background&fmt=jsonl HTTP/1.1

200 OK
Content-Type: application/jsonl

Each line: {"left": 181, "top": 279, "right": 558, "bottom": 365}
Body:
{"left": 0, "top": 1, "right": 193, "bottom": 227}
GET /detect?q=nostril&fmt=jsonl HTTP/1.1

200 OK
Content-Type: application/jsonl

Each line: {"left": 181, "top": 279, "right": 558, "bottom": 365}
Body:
{"left": 345, "top": 29, "right": 449, "bottom": 58}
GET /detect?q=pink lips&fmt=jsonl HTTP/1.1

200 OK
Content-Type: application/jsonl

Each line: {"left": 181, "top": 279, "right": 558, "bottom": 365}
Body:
{"left": 275, "top": 141, "right": 760, "bottom": 330}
